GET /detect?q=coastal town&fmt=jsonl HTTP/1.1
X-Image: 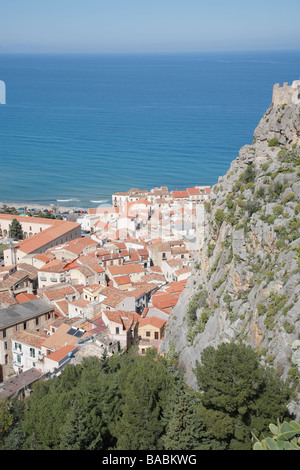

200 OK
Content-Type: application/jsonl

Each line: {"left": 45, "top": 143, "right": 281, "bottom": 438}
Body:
{"left": 0, "top": 185, "right": 210, "bottom": 399}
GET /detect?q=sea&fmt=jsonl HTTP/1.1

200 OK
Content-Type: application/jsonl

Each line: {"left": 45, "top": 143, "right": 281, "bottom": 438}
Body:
{"left": 0, "top": 50, "right": 299, "bottom": 209}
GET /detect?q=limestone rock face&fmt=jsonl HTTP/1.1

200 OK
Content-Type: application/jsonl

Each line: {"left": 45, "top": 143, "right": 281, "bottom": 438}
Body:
{"left": 254, "top": 103, "right": 300, "bottom": 147}
{"left": 160, "top": 97, "right": 300, "bottom": 415}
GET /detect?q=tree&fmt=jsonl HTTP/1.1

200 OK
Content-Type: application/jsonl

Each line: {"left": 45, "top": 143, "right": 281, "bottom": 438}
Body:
{"left": 163, "top": 388, "right": 218, "bottom": 450}
{"left": 112, "top": 350, "right": 174, "bottom": 450}
{"left": 242, "top": 163, "right": 256, "bottom": 183}
{"left": 215, "top": 209, "right": 225, "bottom": 227}
{"left": 194, "top": 342, "right": 291, "bottom": 450}
{"left": 0, "top": 399, "right": 13, "bottom": 443}
{"left": 9, "top": 218, "right": 23, "bottom": 240}
{"left": 59, "top": 399, "right": 107, "bottom": 450}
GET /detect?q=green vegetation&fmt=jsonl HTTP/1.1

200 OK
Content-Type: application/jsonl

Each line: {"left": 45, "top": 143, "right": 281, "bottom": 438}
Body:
{"left": 193, "top": 343, "right": 292, "bottom": 450}
{"left": 0, "top": 243, "right": 8, "bottom": 258}
{"left": 253, "top": 420, "right": 300, "bottom": 450}
{"left": 0, "top": 343, "right": 293, "bottom": 451}
{"left": 268, "top": 138, "right": 279, "bottom": 147}
{"left": 9, "top": 218, "right": 23, "bottom": 240}
{"left": 241, "top": 163, "right": 256, "bottom": 184}
{"left": 215, "top": 209, "right": 225, "bottom": 227}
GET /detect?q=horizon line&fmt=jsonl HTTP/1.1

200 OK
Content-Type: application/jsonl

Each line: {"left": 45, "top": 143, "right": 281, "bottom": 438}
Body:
{"left": 0, "top": 47, "right": 300, "bottom": 56}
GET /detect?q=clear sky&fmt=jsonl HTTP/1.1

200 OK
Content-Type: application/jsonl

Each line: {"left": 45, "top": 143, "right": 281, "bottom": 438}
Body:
{"left": 1, "top": 0, "right": 300, "bottom": 54}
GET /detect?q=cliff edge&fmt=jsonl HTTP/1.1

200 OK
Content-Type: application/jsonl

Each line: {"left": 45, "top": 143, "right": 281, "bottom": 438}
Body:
{"left": 160, "top": 81, "right": 300, "bottom": 416}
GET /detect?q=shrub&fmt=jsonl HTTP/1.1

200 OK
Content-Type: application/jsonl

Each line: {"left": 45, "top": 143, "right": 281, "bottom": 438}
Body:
{"left": 245, "top": 200, "right": 261, "bottom": 216}
{"left": 255, "top": 187, "right": 265, "bottom": 199}
{"left": 268, "top": 138, "right": 279, "bottom": 147}
{"left": 242, "top": 163, "right": 256, "bottom": 184}
{"left": 283, "top": 193, "right": 295, "bottom": 204}
{"left": 273, "top": 205, "right": 284, "bottom": 216}
{"left": 215, "top": 209, "right": 225, "bottom": 227}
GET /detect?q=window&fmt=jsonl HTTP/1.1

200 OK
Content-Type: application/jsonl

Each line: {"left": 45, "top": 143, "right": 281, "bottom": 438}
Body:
{"left": 17, "top": 355, "right": 21, "bottom": 364}
{"left": 162, "top": 253, "right": 167, "bottom": 260}
{"left": 30, "top": 348, "right": 35, "bottom": 358}
{"left": 146, "top": 331, "right": 151, "bottom": 337}
{"left": 116, "top": 327, "right": 119, "bottom": 335}
{"left": 35, "top": 317, "right": 39, "bottom": 326}
{"left": 3, "top": 329, "right": 6, "bottom": 338}
{"left": 24, "top": 321, "right": 27, "bottom": 330}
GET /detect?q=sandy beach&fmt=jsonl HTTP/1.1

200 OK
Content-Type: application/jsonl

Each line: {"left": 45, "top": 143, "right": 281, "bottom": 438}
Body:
{"left": 0, "top": 201, "right": 88, "bottom": 214}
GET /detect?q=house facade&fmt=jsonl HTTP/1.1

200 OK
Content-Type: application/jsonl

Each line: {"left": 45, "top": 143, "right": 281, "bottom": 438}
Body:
{"left": 0, "top": 299, "right": 55, "bottom": 381}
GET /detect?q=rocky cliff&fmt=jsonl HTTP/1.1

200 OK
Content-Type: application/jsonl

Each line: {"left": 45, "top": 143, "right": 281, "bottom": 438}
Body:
{"left": 160, "top": 88, "right": 300, "bottom": 416}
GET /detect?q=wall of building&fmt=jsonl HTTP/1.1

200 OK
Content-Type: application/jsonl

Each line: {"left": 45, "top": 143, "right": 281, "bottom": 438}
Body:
{"left": 272, "top": 81, "right": 300, "bottom": 106}
{"left": 0, "top": 309, "right": 55, "bottom": 381}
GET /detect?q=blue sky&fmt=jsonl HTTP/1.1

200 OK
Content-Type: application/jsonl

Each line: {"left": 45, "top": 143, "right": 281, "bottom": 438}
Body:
{"left": 1, "top": 0, "right": 300, "bottom": 53}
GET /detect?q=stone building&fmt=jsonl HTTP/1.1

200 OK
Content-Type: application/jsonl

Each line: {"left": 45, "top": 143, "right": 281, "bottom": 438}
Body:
{"left": 272, "top": 80, "right": 300, "bottom": 106}
{"left": 0, "top": 299, "right": 55, "bottom": 381}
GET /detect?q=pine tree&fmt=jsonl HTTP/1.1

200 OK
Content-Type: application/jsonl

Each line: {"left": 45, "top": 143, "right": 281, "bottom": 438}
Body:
{"left": 9, "top": 218, "right": 23, "bottom": 240}
{"left": 59, "top": 400, "right": 92, "bottom": 450}
{"left": 163, "top": 389, "right": 204, "bottom": 450}
{"left": 194, "top": 342, "right": 291, "bottom": 450}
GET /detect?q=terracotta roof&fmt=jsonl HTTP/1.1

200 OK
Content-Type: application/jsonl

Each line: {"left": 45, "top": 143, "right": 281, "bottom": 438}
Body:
{"left": 51, "top": 237, "right": 98, "bottom": 256}
{"left": 54, "top": 300, "right": 69, "bottom": 315}
{"left": 140, "top": 273, "right": 166, "bottom": 283}
{"left": 13, "top": 329, "right": 48, "bottom": 348}
{"left": 151, "top": 241, "right": 171, "bottom": 253}
{"left": 15, "top": 293, "right": 37, "bottom": 303}
{"left": 14, "top": 220, "right": 80, "bottom": 254}
{"left": 107, "top": 264, "right": 145, "bottom": 276}
{"left": 151, "top": 293, "right": 179, "bottom": 310}
{"left": 17, "top": 263, "right": 39, "bottom": 278}
{"left": 138, "top": 316, "right": 166, "bottom": 329}
{"left": 0, "top": 214, "right": 56, "bottom": 225}
{"left": 42, "top": 323, "right": 89, "bottom": 350}
{"left": 45, "top": 344, "right": 79, "bottom": 363}
{"left": 186, "top": 187, "right": 201, "bottom": 195}
{"left": 115, "top": 275, "right": 131, "bottom": 286}
{"left": 83, "top": 284, "right": 105, "bottom": 294}
{"left": 103, "top": 309, "right": 139, "bottom": 331}
{"left": 70, "top": 298, "right": 90, "bottom": 308}
{"left": 0, "top": 271, "right": 29, "bottom": 290}
{"left": 39, "top": 259, "right": 69, "bottom": 273}
{"left": 0, "top": 292, "right": 18, "bottom": 307}
{"left": 41, "top": 285, "right": 79, "bottom": 302}
{"left": 77, "top": 254, "right": 105, "bottom": 273}
{"left": 175, "top": 266, "right": 191, "bottom": 276}
{"left": 71, "top": 265, "right": 94, "bottom": 278}
{"left": 99, "top": 287, "right": 134, "bottom": 308}
{"left": 33, "top": 253, "right": 56, "bottom": 263}
{"left": 173, "top": 191, "right": 189, "bottom": 198}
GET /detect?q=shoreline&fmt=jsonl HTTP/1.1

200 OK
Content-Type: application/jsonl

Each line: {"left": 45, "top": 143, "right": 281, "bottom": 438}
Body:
{"left": 0, "top": 201, "right": 88, "bottom": 214}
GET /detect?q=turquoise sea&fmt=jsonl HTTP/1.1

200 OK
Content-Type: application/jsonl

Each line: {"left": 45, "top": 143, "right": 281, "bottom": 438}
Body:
{"left": 0, "top": 50, "right": 299, "bottom": 208}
